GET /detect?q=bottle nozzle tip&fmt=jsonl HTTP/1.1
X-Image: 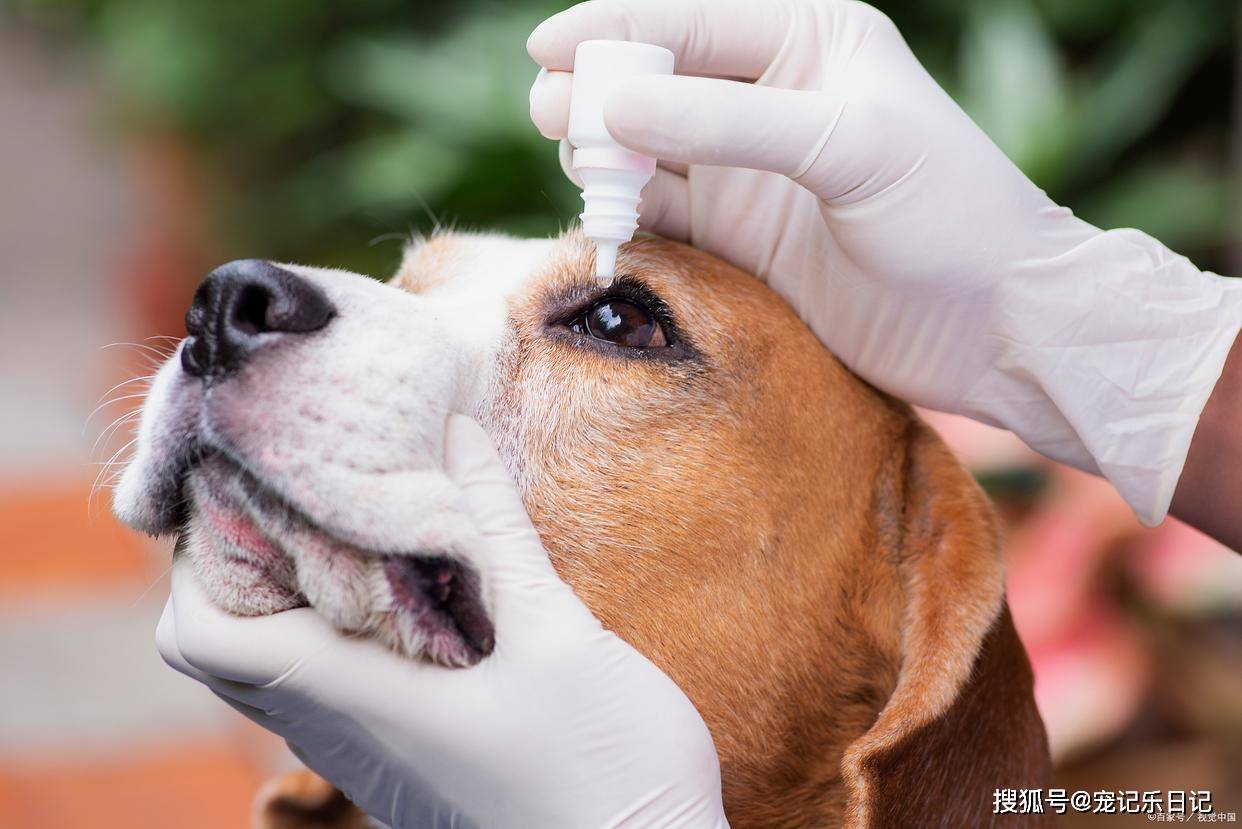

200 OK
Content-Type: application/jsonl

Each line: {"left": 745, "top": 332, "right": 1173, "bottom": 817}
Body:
{"left": 594, "top": 241, "right": 619, "bottom": 286}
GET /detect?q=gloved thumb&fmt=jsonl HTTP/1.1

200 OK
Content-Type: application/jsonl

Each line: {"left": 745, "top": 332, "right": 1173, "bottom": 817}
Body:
{"left": 165, "top": 551, "right": 338, "bottom": 687}
{"left": 442, "top": 414, "right": 562, "bottom": 587}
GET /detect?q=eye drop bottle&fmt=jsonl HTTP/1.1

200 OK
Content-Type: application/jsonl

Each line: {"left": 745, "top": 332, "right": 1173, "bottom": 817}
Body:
{"left": 567, "top": 40, "right": 675, "bottom": 286}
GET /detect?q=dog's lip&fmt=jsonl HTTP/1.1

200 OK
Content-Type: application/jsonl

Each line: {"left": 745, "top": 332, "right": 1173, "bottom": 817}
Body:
{"left": 190, "top": 449, "right": 495, "bottom": 663}
{"left": 384, "top": 555, "right": 495, "bottom": 660}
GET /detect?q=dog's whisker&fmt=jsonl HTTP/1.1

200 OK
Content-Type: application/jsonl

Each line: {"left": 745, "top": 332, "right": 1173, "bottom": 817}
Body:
{"left": 97, "top": 438, "right": 137, "bottom": 466}
{"left": 127, "top": 560, "right": 176, "bottom": 610}
{"left": 114, "top": 355, "right": 172, "bottom": 377}
{"left": 412, "top": 193, "right": 442, "bottom": 235}
{"left": 85, "top": 391, "right": 150, "bottom": 427}
{"left": 90, "top": 408, "right": 144, "bottom": 457}
{"left": 88, "top": 457, "right": 138, "bottom": 466}
{"left": 90, "top": 419, "right": 141, "bottom": 463}
{"left": 103, "top": 340, "right": 175, "bottom": 354}
{"left": 89, "top": 436, "right": 139, "bottom": 514}
{"left": 90, "top": 374, "right": 157, "bottom": 410}
{"left": 100, "top": 343, "right": 176, "bottom": 385}
{"left": 369, "top": 231, "right": 411, "bottom": 247}
{"left": 133, "top": 354, "right": 173, "bottom": 374}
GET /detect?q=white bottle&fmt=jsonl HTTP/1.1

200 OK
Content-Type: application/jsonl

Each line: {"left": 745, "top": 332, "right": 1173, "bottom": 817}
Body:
{"left": 568, "top": 40, "right": 675, "bottom": 286}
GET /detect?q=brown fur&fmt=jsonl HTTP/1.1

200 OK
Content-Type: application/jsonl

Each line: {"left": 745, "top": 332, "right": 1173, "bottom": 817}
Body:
{"left": 255, "top": 770, "right": 373, "bottom": 829}
{"left": 255, "top": 233, "right": 1051, "bottom": 828}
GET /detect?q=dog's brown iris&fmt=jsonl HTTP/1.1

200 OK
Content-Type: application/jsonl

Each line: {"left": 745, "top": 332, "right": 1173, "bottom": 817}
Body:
{"left": 574, "top": 299, "right": 669, "bottom": 348}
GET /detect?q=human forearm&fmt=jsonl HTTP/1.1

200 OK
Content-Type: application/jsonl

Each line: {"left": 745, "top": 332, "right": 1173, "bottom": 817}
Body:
{"left": 1171, "top": 331, "right": 1242, "bottom": 551}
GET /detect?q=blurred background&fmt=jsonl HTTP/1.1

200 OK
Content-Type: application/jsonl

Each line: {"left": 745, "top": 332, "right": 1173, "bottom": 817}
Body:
{"left": 1, "top": 0, "right": 1240, "bottom": 825}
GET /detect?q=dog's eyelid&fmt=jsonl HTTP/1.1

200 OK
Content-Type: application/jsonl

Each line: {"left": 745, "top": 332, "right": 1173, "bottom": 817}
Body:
{"left": 553, "top": 275, "right": 676, "bottom": 328}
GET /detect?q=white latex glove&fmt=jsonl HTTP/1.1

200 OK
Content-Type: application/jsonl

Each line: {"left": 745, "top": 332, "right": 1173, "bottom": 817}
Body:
{"left": 528, "top": 0, "right": 1242, "bottom": 525}
{"left": 157, "top": 415, "right": 728, "bottom": 829}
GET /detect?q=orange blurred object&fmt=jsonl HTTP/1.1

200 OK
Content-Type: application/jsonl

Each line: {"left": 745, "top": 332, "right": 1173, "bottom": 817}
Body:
{"left": 0, "top": 741, "right": 266, "bottom": 829}
{"left": 0, "top": 480, "right": 153, "bottom": 601}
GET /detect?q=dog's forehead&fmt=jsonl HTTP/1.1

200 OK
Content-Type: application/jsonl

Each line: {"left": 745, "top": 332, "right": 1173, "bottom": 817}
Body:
{"left": 392, "top": 232, "right": 587, "bottom": 300}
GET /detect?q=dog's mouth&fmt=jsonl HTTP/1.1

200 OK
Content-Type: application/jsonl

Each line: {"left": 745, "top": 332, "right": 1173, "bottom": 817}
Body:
{"left": 186, "top": 450, "right": 494, "bottom": 666}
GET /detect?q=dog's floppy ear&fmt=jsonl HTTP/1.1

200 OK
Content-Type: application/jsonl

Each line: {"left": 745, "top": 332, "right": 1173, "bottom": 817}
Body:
{"left": 842, "top": 421, "right": 1054, "bottom": 829}
{"left": 253, "top": 769, "right": 371, "bottom": 829}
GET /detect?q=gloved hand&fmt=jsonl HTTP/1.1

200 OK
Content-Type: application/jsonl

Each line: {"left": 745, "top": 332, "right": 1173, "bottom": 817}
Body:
{"left": 528, "top": 0, "right": 1242, "bottom": 525}
{"left": 157, "top": 415, "right": 729, "bottom": 829}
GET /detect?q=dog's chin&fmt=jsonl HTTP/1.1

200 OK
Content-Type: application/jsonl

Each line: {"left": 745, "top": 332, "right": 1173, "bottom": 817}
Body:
{"left": 183, "top": 452, "right": 494, "bottom": 667}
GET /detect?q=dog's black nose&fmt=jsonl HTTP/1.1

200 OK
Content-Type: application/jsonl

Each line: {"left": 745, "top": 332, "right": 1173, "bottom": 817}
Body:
{"left": 181, "top": 260, "right": 335, "bottom": 378}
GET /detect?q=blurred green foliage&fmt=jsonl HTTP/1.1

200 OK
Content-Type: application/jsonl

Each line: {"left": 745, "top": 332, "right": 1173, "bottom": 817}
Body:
{"left": 8, "top": 0, "right": 1239, "bottom": 276}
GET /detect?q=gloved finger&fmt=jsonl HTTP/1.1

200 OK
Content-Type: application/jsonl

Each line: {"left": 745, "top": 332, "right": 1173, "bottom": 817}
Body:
{"left": 212, "top": 690, "right": 286, "bottom": 734}
{"left": 528, "top": 0, "right": 790, "bottom": 80}
{"left": 281, "top": 740, "right": 461, "bottom": 829}
{"left": 159, "top": 589, "right": 296, "bottom": 721}
{"left": 156, "top": 595, "right": 182, "bottom": 667}
{"left": 442, "top": 415, "right": 605, "bottom": 641}
{"left": 604, "top": 74, "right": 839, "bottom": 182}
{"left": 442, "top": 415, "right": 547, "bottom": 561}
{"left": 551, "top": 101, "right": 689, "bottom": 179}
{"left": 557, "top": 139, "right": 583, "bottom": 188}
{"left": 156, "top": 594, "right": 214, "bottom": 685}
{"left": 659, "top": 160, "right": 689, "bottom": 178}
{"left": 640, "top": 167, "right": 689, "bottom": 242}
{"left": 530, "top": 68, "right": 571, "bottom": 140}
{"left": 168, "top": 553, "right": 340, "bottom": 687}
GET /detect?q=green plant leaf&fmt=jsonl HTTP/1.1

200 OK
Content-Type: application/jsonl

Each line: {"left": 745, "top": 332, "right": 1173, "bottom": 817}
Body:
{"left": 959, "top": 0, "right": 1072, "bottom": 187}
{"left": 1076, "top": 157, "right": 1231, "bottom": 253}
{"left": 1067, "top": 1, "right": 1227, "bottom": 184}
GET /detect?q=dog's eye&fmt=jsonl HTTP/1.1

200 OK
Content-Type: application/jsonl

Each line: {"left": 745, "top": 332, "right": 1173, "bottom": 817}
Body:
{"left": 570, "top": 298, "right": 669, "bottom": 348}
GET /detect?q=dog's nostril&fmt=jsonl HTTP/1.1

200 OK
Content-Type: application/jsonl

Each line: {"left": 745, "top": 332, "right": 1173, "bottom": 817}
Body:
{"left": 180, "top": 336, "right": 210, "bottom": 377}
{"left": 232, "top": 283, "right": 273, "bottom": 336}
{"left": 181, "top": 259, "right": 336, "bottom": 379}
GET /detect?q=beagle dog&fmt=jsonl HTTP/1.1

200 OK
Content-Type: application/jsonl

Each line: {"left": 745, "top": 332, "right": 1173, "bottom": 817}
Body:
{"left": 116, "top": 231, "right": 1052, "bottom": 828}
